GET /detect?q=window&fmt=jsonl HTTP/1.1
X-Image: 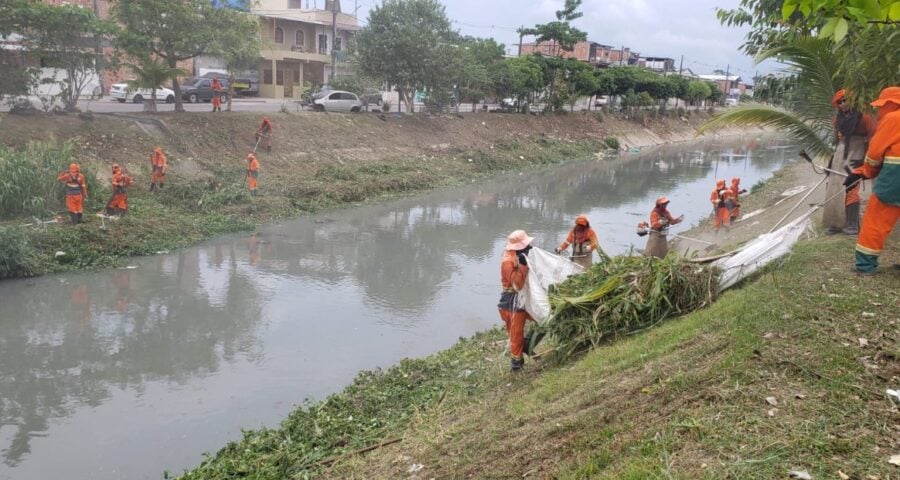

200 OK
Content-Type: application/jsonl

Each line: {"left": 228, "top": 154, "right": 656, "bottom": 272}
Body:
{"left": 341, "top": 93, "right": 357, "bottom": 100}
{"left": 328, "top": 92, "right": 341, "bottom": 100}
{"left": 263, "top": 70, "right": 272, "bottom": 84}
{"left": 198, "top": 80, "right": 210, "bottom": 88}
{"left": 318, "top": 34, "right": 328, "bottom": 55}
{"left": 276, "top": 70, "right": 284, "bottom": 86}
{"left": 275, "top": 26, "right": 284, "bottom": 44}
{"left": 334, "top": 36, "right": 342, "bottom": 51}
{"left": 295, "top": 29, "right": 304, "bottom": 47}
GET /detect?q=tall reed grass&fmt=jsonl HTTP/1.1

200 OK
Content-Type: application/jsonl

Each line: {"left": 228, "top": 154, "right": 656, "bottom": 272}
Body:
{"left": 0, "top": 141, "right": 98, "bottom": 219}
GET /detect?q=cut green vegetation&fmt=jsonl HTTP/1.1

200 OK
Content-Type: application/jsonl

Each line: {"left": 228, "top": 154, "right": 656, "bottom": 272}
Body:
{"left": 175, "top": 235, "right": 899, "bottom": 480}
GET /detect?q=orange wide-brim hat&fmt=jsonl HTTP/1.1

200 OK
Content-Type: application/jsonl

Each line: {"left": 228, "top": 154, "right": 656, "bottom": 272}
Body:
{"left": 871, "top": 86, "right": 900, "bottom": 108}
{"left": 656, "top": 196, "right": 669, "bottom": 206}
{"left": 505, "top": 229, "right": 534, "bottom": 251}
{"left": 574, "top": 214, "right": 589, "bottom": 226}
{"left": 832, "top": 89, "right": 846, "bottom": 107}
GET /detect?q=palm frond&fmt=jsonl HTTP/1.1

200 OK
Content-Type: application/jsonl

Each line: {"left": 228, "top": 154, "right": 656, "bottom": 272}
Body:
{"left": 698, "top": 104, "right": 833, "bottom": 159}
{"left": 755, "top": 37, "right": 838, "bottom": 123}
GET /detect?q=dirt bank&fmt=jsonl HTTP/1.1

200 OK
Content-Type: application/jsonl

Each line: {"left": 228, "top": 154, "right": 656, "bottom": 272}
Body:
{"left": 0, "top": 109, "right": 723, "bottom": 279}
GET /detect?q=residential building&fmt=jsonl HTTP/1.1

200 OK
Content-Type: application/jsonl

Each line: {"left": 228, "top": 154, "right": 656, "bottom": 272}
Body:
{"left": 608, "top": 47, "right": 640, "bottom": 66}
{"left": 519, "top": 40, "right": 641, "bottom": 68}
{"left": 699, "top": 74, "right": 747, "bottom": 97}
{"left": 638, "top": 56, "right": 675, "bottom": 73}
{"left": 252, "top": 0, "right": 359, "bottom": 99}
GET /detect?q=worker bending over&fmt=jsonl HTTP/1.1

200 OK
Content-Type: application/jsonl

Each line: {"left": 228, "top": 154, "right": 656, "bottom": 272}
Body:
{"left": 256, "top": 116, "right": 273, "bottom": 153}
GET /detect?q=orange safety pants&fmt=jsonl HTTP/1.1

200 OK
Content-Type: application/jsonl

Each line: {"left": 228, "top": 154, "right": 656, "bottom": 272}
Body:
{"left": 248, "top": 175, "right": 258, "bottom": 190}
{"left": 66, "top": 194, "right": 84, "bottom": 214}
{"left": 846, "top": 183, "right": 861, "bottom": 206}
{"left": 212, "top": 95, "right": 221, "bottom": 109}
{"left": 151, "top": 169, "right": 165, "bottom": 184}
{"left": 855, "top": 194, "right": 900, "bottom": 271}
{"left": 499, "top": 308, "right": 528, "bottom": 360}
{"left": 715, "top": 207, "right": 730, "bottom": 229}
{"left": 108, "top": 193, "right": 127, "bottom": 210}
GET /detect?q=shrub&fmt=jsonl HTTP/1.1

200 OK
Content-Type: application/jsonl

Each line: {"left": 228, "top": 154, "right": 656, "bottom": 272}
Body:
{"left": 603, "top": 137, "right": 620, "bottom": 150}
{"left": 0, "top": 226, "right": 39, "bottom": 278}
{"left": 198, "top": 183, "right": 249, "bottom": 210}
{"left": 0, "top": 141, "right": 98, "bottom": 219}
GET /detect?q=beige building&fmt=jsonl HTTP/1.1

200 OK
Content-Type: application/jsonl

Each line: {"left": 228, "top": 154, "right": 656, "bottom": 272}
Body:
{"left": 252, "top": 0, "right": 358, "bottom": 99}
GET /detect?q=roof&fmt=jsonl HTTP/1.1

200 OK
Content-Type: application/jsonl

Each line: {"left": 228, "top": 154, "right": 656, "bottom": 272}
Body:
{"left": 255, "top": 11, "right": 361, "bottom": 31}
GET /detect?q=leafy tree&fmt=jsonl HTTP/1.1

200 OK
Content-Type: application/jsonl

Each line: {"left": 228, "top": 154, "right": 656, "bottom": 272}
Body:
{"left": 685, "top": 80, "right": 712, "bottom": 106}
{"left": 355, "top": 0, "right": 455, "bottom": 113}
{"left": 209, "top": 6, "right": 260, "bottom": 112}
{"left": 113, "top": 0, "right": 259, "bottom": 113}
{"left": 15, "top": 3, "right": 114, "bottom": 111}
{"left": 454, "top": 36, "right": 504, "bottom": 111}
{"left": 494, "top": 56, "right": 544, "bottom": 110}
{"left": 518, "top": 0, "right": 587, "bottom": 56}
{"left": 782, "top": 0, "right": 899, "bottom": 42}
{"left": 127, "top": 57, "right": 184, "bottom": 112}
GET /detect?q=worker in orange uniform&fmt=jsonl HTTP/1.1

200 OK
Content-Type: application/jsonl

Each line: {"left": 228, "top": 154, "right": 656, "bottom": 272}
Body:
{"left": 106, "top": 164, "right": 132, "bottom": 216}
{"left": 728, "top": 177, "right": 747, "bottom": 223}
{"left": 149, "top": 147, "right": 167, "bottom": 191}
{"left": 57, "top": 163, "right": 88, "bottom": 224}
{"left": 555, "top": 214, "right": 606, "bottom": 269}
{"left": 845, "top": 86, "right": 900, "bottom": 274}
{"left": 710, "top": 179, "right": 734, "bottom": 230}
{"left": 246, "top": 152, "right": 260, "bottom": 196}
{"left": 256, "top": 116, "right": 273, "bottom": 153}
{"left": 644, "top": 196, "right": 684, "bottom": 258}
{"left": 211, "top": 76, "right": 223, "bottom": 112}
{"left": 825, "top": 89, "right": 877, "bottom": 235}
{"left": 498, "top": 230, "right": 534, "bottom": 371}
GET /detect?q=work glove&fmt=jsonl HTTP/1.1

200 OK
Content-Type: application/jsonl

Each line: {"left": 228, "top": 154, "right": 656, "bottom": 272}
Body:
{"left": 554, "top": 247, "right": 562, "bottom": 255}
{"left": 516, "top": 252, "right": 528, "bottom": 266}
{"left": 843, "top": 171, "right": 863, "bottom": 190}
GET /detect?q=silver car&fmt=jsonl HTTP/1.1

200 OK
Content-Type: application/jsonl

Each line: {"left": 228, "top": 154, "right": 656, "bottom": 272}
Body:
{"left": 110, "top": 83, "right": 176, "bottom": 104}
{"left": 312, "top": 90, "right": 362, "bottom": 113}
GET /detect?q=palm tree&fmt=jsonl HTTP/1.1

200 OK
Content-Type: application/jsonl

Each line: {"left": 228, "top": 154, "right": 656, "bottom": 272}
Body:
{"left": 698, "top": 37, "right": 840, "bottom": 160}
{"left": 127, "top": 56, "right": 184, "bottom": 113}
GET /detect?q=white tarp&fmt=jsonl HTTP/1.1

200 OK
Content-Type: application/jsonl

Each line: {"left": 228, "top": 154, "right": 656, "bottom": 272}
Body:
{"left": 714, "top": 208, "right": 817, "bottom": 291}
{"left": 517, "top": 247, "right": 584, "bottom": 323}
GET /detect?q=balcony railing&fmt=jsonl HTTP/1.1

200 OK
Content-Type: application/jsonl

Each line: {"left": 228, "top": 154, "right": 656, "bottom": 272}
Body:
{"left": 291, "top": 45, "right": 305, "bottom": 52}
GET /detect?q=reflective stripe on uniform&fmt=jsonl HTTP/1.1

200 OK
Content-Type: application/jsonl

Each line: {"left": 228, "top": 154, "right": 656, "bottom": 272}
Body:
{"left": 884, "top": 156, "right": 900, "bottom": 165}
{"left": 855, "top": 243, "right": 881, "bottom": 256}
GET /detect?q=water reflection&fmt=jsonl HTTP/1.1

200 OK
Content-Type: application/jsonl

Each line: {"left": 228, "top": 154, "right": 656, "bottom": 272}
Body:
{"left": 0, "top": 136, "right": 795, "bottom": 479}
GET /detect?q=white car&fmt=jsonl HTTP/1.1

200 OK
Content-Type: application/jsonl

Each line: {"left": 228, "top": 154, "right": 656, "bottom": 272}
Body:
{"left": 312, "top": 90, "right": 362, "bottom": 113}
{"left": 110, "top": 83, "right": 176, "bottom": 104}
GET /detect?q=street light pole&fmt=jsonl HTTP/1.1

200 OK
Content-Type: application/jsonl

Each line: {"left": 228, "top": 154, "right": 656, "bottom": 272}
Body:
{"left": 331, "top": 0, "right": 338, "bottom": 81}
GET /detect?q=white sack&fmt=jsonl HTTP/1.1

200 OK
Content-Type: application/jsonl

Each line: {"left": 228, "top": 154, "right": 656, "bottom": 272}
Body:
{"left": 516, "top": 247, "right": 584, "bottom": 323}
{"left": 714, "top": 208, "right": 816, "bottom": 291}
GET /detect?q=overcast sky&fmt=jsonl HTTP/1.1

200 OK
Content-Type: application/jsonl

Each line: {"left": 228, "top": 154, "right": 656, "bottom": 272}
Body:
{"left": 347, "top": 0, "right": 773, "bottom": 81}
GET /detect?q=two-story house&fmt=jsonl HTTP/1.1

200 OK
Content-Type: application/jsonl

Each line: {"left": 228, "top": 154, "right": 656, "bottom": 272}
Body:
{"left": 252, "top": 0, "right": 358, "bottom": 99}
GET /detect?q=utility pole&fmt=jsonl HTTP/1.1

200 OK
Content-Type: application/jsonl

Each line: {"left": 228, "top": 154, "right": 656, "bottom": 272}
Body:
{"left": 330, "top": 0, "right": 338, "bottom": 81}
{"left": 678, "top": 54, "right": 683, "bottom": 75}
{"left": 517, "top": 26, "right": 523, "bottom": 57}
{"left": 723, "top": 63, "right": 730, "bottom": 98}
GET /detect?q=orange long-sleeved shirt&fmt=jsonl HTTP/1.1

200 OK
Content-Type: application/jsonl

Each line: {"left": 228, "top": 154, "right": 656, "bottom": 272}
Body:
{"left": 650, "top": 206, "right": 681, "bottom": 231}
{"left": 558, "top": 227, "right": 599, "bottom": 252}
{"left": 500, "top": 250, "right": 528, "bottom": 291}
{"left": 57, "top": 171, "right": 87, "bottom": 197}
{"left": 860, "top": 109, "right": 900, "bottom": 205}
{"left": 710, "top": 187, "right": 734, "bottom": 207}
{"left": 832, "top": 112, "right": 877, "bottom": 139}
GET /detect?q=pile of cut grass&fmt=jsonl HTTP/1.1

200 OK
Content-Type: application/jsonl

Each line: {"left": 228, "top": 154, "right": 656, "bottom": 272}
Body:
{"left": 542, "top": 254, "right": 719, "bottom": 359}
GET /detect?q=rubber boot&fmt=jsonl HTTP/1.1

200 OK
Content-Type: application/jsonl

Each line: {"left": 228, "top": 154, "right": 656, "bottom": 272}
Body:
{"left": 150, "top": 183, "right": 156, "bottom": 192}
{"left": 69, "top": 212, "right": 77, "bottom": 224}
{"left": 267, "top": 144, "right": 272, "bottom": 153}
{"left": 159, "top": 183, "right": 164, "bottom": 190}
{"left": 76, "top": 213, "right": 83, "bottom": 224}
{"left": 106, "top": 207, "right": 114, "bottom": 216}
{"left": 522, "top": 330, "right": 546, "bottom": 356}
{"left": 510, "top": 357, "right": 524, "bottom": 372}
{"left": 843, "top": 203, "right": 860, "bottom": 235}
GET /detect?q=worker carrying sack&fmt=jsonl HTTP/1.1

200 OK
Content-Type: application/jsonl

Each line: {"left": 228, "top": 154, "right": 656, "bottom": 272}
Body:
{"left": 516, "top": 247, "right": 584, "bottom": 323}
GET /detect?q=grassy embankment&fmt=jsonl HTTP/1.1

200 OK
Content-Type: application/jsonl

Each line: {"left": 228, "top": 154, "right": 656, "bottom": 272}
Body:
{"left": 174, "top": 216, "right": 899, "bottom": 477}
{"left": 5, "top": 110, "right": 698, "bottom": 279}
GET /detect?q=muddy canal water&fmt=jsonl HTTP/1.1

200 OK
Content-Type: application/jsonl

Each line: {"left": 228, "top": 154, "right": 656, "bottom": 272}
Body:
{"left": 0, "top": 136, "right": 796, "bottom": 479}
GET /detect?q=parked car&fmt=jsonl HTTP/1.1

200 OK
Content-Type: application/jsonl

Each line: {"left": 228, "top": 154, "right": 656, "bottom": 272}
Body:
{"left": 724, "top": 97, "right": 739, "bottom": 107}
{"left": 180, "top": 77, "right": 229, "bottom": 104}
{"left": 312, "top": 90, "right": 362, "bottom": 113}
{"left": 360, "top": 89, "right": 384, "bottom": 107}
{"left": 594, "top": 95, "right": 609, "bottom": 107}
{"left": 199, "top": 71, "right": 259, "bottom": 96}
{"left": 109, "top": 83, "right": 175, "bottom": 104}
